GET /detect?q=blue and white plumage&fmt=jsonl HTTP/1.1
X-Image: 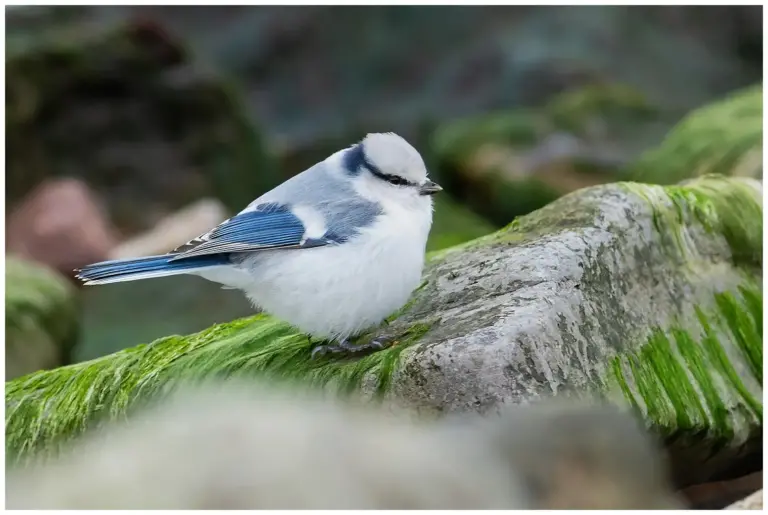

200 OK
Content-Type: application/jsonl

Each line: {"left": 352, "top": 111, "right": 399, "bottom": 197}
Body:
{"left": 76, "top": 133, "right": 442, "bottom": 354}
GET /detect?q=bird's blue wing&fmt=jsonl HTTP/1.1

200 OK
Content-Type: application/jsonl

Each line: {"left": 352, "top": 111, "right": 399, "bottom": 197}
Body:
{"left": 169, "top": 202, "right": 337, "bottom": 261}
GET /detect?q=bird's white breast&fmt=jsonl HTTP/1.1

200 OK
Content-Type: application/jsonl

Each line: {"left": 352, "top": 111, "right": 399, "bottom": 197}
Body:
{"left": 233, "top": 203, "right": 432, "bottom": 341}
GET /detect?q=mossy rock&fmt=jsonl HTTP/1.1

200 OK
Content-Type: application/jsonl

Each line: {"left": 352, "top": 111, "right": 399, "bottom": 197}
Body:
{"left": 6, "top": 257, "right": 81, "bottom": 381}
{"left": 6, "top": 18, "right": 278, "bottom": 235}
{"left": 630, "top": 84, "right": 763, "bottom": 184}
{"left": 430, "top": 83, "right": 668, "bottom": 225}
{"left": 6, "top": 176, "right": 762, "bottom": 488}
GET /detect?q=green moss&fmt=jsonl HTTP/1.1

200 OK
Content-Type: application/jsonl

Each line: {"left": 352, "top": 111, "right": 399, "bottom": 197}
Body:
{"left": 5, "top": 312, "right": 434, "bottom": 464}
{"left": 630, "top": 84, "right": 762, "bottom": 184}
{"left": 430, "top": 82, "right": 666, "bottom": 225}
{"left": 611, "top": 358, "right": 640, "bottom": 414}
{"left": 431, "top": 110, "right": 543, "bottom": 165}
{"left": 5, "top": 257, "right": 81, "bottom": 380}
{"left": 622, "top": 176, "right": 762, "bottom": 268}
{"left": 609, "top": 176, "right": 762, "bottom": 440}
{"left": 610, "top": 285, "right": 762, "bottom": 440}
{"left": 715, "top": 292, "right": 762, "bottom": 383}
{"left": 673, "top": 328, "right": 733, "bottom": 440}
{"left": 432, "top": 82, "right": 658, "bottom": 166}
{"left": 430, "top": 174, "right": 759, "bottom": 270}
{"left": 642, "top": 330, "right": 708, "bottom": 431}
{"left": 5, "top": 258, "right": 78, "bottom": 345}
{"left": 546, "top": 83, "right": 658, "bottom": 136}
{"left": 696, "top": 306, "right": 762, "bottom": 421}
{"left": 625, "top": 350, "right": 675, "bottom": 429}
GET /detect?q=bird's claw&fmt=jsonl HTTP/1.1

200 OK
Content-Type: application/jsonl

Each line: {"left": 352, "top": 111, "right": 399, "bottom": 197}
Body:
{"left": 311, "top": 337, "right": 394, "bottom": 360}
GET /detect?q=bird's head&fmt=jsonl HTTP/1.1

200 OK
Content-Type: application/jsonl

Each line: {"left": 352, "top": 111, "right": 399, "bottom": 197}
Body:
{"left": 341, "top": 132, "right": 442, "bottom": 212}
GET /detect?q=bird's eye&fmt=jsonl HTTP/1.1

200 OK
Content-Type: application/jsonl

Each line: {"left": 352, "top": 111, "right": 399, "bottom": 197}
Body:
{"left": 384, "top": 175, "right": 409, "bottom": 186}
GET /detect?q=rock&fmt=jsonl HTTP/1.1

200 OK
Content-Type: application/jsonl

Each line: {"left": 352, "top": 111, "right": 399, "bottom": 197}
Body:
{"left": 681, "top": 471, "right": 762, "bottom": 509}
{"left": 430, "top": 83, "right": 672, "bottom": 224}
{"left": 6, "top": 18, "right": 279, "bottom": 237}
{"left": 630, "top": 84, "right": 762, "bottom": 184}
{"left": 6, "top": 380, "right": 682, "bottom": 510}
{"left": 5, "top": 175, "right": 762, "bottom": 491}
{"left": 110, "top": 198, "right": 229, "bottom": 259}
{"left": 6, "top": 179, "right": 120, "bottom": 280}
{"left": 5, "top": 257, "right": 80, "bottom": 381}
{"left": 727, "top": 489, "right": 763, "bottom": 510}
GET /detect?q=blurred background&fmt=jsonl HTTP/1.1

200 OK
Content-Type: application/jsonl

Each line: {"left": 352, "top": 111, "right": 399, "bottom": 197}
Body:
{"left": 5, "top": 4, "right": 762, "bottom": 366}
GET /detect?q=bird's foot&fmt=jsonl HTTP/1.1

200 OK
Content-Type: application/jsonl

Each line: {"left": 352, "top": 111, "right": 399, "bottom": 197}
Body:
{"left": 311, "top": 336, "right": 394, "bottom": 360}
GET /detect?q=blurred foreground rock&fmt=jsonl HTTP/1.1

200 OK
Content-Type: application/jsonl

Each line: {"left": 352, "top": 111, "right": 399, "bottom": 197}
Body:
{"left": 6, "top": 175, "right": 762, "bottom": 492}
{"left": 6, "top": 178, "right": 119, "bottom": 281}
{"left": 6, "top": 381, "right": 683, "bottom": 509}
{"left": 682, "top": 471, "right": 762, "bottom": 509}
{"left": 5, "top": 257, "right": 80, "bottom": 380}
{"left": 727, "top": 489, "right": 763, "bottom": 510}
{"left": 6, "top": 18, "right": 278, "bottom": 237}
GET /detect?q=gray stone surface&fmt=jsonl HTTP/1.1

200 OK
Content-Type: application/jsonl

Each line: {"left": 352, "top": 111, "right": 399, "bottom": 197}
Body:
{"left": 362, "top": 175, "right": 762, "bottom": 486}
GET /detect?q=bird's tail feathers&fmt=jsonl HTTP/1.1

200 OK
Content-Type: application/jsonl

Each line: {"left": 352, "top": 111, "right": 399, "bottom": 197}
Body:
{"left": 75, "top": 254, "right": 227, "bottom": 286}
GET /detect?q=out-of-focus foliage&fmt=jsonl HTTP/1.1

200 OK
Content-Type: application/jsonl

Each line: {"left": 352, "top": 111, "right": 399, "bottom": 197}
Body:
{"left": 629, "top": 84, "right": 763, "bottom": 184}
{"left": 430, "top": 83, "right": 669, "bottom": 224}
{"left": 428, "top": 195, "right": 498, "bottom": 252}
{"left": 7, "top": 5, "right": 762, "bottom": 153}
{"left": 6, "top": 19, "right": 279, "bottom": 234}
{"left": 5, "top": 257, "right": 80, "bottom": 380}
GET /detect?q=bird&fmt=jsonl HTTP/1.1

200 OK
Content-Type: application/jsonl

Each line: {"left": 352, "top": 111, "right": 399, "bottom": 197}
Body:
{"left": 75, "top": 133, "right": 443, "bottom": 358}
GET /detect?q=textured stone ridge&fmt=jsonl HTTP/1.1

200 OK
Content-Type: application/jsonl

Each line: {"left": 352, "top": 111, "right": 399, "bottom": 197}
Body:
{"left": 5, "top": 176, "right": 762, "bottom": 487}
{"left": 373, "top": 174, "right": 762, "bottom": 485}
{"left": 5, "top": 257, "right": 81, "bottom": 380}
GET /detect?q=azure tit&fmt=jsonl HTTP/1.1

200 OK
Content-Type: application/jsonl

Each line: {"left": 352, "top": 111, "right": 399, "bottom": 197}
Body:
{"left": 76, "top": 133, "right": 442, "bottom": 358}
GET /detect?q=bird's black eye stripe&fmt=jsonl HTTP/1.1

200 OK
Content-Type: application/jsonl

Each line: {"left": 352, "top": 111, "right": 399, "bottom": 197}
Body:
{"left": 382, "top": 174, "right": 410, "bottom": 186}
{"left": 363, "top": 161, "right": 415, "bottom": 187}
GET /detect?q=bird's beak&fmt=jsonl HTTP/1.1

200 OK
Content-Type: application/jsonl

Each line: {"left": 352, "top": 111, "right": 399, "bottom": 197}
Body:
{"left": 418, "top": 180, "right": 443, "bottom": 196}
